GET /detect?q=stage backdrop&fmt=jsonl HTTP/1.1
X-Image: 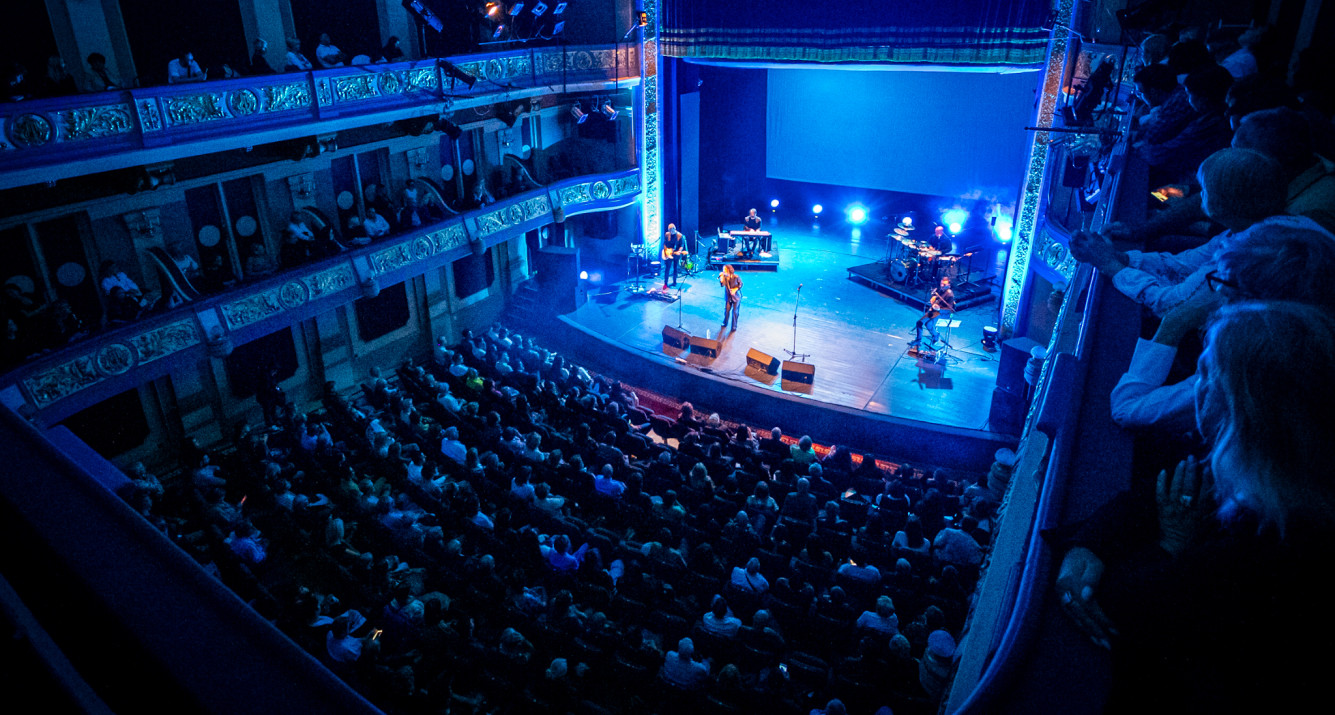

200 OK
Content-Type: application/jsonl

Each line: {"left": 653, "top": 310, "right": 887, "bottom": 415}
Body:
{"left": 765, "top": 68, "right": 1038, "bottom": 202}
{"left": 660, "top": 0, "right": 1051, "bottom": 66}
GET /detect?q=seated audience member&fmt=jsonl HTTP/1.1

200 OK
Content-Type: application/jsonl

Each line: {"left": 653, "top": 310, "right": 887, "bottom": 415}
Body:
{"left": 893, "top": 514, "right": 932, "bottom": 557}
{"left": 790, "top": 435, "right": 819, "bottom": 467}
{"left": 1055, "top": 302, "right": 1335, "bottom": 712}
{"left": 281, "top": 212, "right": 318, "bottom": 268}
{"left": 919, "top": 630, "right": 957, "bottom": 700}
{"left": 1133, "top": 63, "right": 1195, "bottom": 145}
{"left": 284, "top": 38, "right": 312, "bottom": 72}
{"left": 932, "top": 516, "right": 984, "bottom": 567}
{"left": 837, "top": 556, "right": 881, "bottom": 585}
{"left": 363, "top": 207, "right": 392, "bottom": 239}
{"left": 396, "top": 184, "right": 442, "bottom": 229}
{"left": 315, "top": 33, "right": 346, "bottom": 68}
{"left": 811, "top": 698, "right": 847, "bottom": 715}
{"left": 1070, "top": 147, "right": 1288, "bottom": 316}
{"left": 472, "top": 178, "right": 497, "bottom": 208}
{"left": 593, "top": 464, "right": 626, "bottom": 498}
{"left": 855, "top": 595, "right": 899, "bottom": 637}
{"left": 439, "top": 426, "right": 466, "bottom": 464}
{"left": 700, "top": 595, "right": 743, "bottom": 638}
{"left": 1138, "top": 33, "right": 1170, "bottom": 68}
{"left": 1139, "top": 64, "right": 1235, "bottom": 185}
{"left": 660, "top": 637, "right": 710, "bottom": 691}
{"left": 99, "top": 260, "right": 151, "bottom": 322}
{"left": 1102, "top": 107, "right": 1335, "bottom": 253}
{"left": 780, "top": 477, "right": 819, "bottom": 528}
{"left": 1111, "top": 222, "right": 1335, "bottom": 432}
{"left": 248, "top": 39, "right": 276, "bottom": 75}
{"left": 83, "top": 53, "right": 121, "bottom": 92}
{"left": 344, "top": 216, "right": 371, "bottom": 247}
{"left": 1231, "top": 107, "right": 1335, "bottom": 233}
{"left": 41, "top": 55, "right": 77, "bottom": 97}
{"left": 377, "top": 36, "right": 405, "bottom": 64}
{"left": 730, "top": 557, "right": 770, "bottom": 595}
{"left": 244, "top": 242, "right": 277, "bottom": 278}
{"left": 167, "top": 51, "right": 205, "bottom": 84}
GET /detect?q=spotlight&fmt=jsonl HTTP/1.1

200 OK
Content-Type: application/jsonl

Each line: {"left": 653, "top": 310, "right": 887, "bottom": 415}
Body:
{"left": 599, "top": 102, "right": 618, "bottom": 120}
{"left": 510, "top": 3, "right": 525, "bottom": 16}
{"left": 943, "top": 208, "right": 969, "bottom": 230}
{"left": 579, "top": 270, "right": 589, "bottom": 280}
{"left": 903, "top": 215, "right": 913, "bottom": 226}
{"left": 570, "top": 102, "right": 588, "bottom": 124}
{"left": 770, "top": 199, "right": 780, "bottom": 209}
{"left": 492, "top": 24, "right": 506, "bottom": 39}
{"left": 949, "top": 222, "right": 962, "bottom": 234}
{"left": 532, "top": 1, "right": 548, "bottom": 16}
{"left": 636, "top": 10, "right": 648, "bottom": 26}
{"left": 846, "top": 204, "right": 869, "bottom": 225}
{"left": 996, "top": 218, "right": 1013, "bottom": 242}
{"left": 553, "top": 2, "right": 566, "bottom": 13}
{"left": 486, "top": 2, "right": 501, "bottom": 17}
{"left": 812, "top": 204, "right": 823, "bottom": 215}
{"left": 552, "top": 20, "right": 565, "bottom": 35}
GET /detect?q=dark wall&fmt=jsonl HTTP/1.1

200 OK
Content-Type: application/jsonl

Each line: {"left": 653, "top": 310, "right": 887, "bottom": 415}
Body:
{"left": 697, "top": 64, "right": 766, "bottom": 229}
{"left": 3, "top": 1, "right": 60, "bottom": 90}
{"left": 119, "top": 0, "right": 248, "bottom": 85}
{"left": 289, "top": 0, "right": 383, "bottom": 62}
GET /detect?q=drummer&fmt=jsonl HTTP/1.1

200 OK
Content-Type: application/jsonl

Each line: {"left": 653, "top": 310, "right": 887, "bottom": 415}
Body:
{"left": 929, "top": 225, "right": 953, "bottom": 254}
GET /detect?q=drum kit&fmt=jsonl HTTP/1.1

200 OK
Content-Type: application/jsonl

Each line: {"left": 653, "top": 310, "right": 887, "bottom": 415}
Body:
{"left": 884, "top": 226, "right": 967, "bottom": 287}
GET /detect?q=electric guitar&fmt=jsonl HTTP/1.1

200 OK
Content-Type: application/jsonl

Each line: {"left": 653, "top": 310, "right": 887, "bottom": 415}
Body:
{"left": 662, "top": 244, "right": 689, "bottom": 260}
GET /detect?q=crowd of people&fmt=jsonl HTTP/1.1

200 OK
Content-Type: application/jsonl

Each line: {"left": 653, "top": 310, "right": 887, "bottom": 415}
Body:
{"left": 123, "top": 324, "right": 1000, "bottom": 714}
{"left": 1059, "top": 15, "right": 1335, "bottom": 712}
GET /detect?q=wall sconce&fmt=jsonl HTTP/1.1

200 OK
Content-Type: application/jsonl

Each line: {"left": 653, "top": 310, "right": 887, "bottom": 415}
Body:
{"left": 123, "top": 209, "right": 164, "bottom": 241}
{"left": 288, "top": 174, "right": 315, "bottom": 203}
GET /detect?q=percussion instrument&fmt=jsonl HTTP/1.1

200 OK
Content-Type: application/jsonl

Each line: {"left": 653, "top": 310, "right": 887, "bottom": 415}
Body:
{"left": 890, "top": 258, "right": 918, "bottom": 284}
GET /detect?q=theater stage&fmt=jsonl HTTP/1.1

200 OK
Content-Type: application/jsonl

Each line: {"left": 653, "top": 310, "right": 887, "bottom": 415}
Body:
{"left": 561, "top": 222, "right": 1007, "bottom": 432}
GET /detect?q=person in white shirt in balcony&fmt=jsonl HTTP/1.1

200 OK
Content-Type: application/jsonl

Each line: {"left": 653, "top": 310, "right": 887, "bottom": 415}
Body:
{"left": 167, "top": 51, "right": 204, "bottom": 84}
{"left": 315, "top": 34, "right": 346, "bottom": 69}
{"left": 284, "top": 38, "right": 312, "bottom": 72}
{"left": 364, "top": 206, "right": 391, "bottom": 239}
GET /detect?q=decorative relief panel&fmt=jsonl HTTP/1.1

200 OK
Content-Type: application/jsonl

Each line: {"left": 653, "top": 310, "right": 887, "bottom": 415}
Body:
{"left": 220, "top": 263, "right": 356, "bottom": 329}
{"left": 165, "top": 93, "right": 226, "bottom": 126}
{"left": 8, "top": 113, "right": 53, "bottom": 147}
{"left": 404, "top": 68, "right": 438, "bottom": 93}
{"left": 228, "top": 89, "right": 259, "bottom": 116}
{"left": 369, "top": 222, "right": 470, "bottom": 276}
{"left": 137, "top": 100, "right": 163, "bottom": 132}
{"left": 559, "top": 183, "right": 593, "bottom": 206}
{"left": 24, "top": 355, "right": 103, "bottom": 408}
{"left": 59, "top": 104, "right": 133, "bottom": 141}
{"left": 475, "top": 195, "right": 550, "bottom": 238}
{"left": 261, "top": 83, "right": 312, "bottom": 112}
{"left": 609, "top": 175, "right": 640, "bottom": 198}
{"left": 129, "top": 320, "right": 200, "bottom": 365}
{"left": 333, "top": 75, "right": 378, "bottom": 102}
{"left": 315, "top": 78, "right": 333, "bottom": 106}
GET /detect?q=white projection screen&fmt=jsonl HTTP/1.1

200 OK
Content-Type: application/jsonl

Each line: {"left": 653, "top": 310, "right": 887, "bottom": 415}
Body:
{"left": 766, "top": 68, "right": 1039, "bottom": 201}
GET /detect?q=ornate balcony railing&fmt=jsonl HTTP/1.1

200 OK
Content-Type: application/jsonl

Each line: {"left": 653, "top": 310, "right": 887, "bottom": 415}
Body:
{"left": 0, "top": 44, "right": 639, "bottom": 187}
{"left": 2, "top": 167, "right": 642, "bottom": 423}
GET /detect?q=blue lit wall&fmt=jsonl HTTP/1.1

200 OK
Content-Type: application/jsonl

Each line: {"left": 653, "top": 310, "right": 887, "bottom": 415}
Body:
{"left": 765, "top": 68, "right": 1039, "bottom": 202}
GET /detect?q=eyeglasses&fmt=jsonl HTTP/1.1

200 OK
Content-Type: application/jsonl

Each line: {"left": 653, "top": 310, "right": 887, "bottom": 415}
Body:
{"left": 1205, "top": 269, "right": 1240, "bottom": 294}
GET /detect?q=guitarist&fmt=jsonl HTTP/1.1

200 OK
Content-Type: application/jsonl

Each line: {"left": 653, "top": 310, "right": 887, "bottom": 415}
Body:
{"left": 720, "top": 264, "right": 743, "bottom": 332}
{"left": 662, "top": 223, "right": 687, "bottom": 288}
{"left": 911, "top": 277, "right": 956, "bottom": 348}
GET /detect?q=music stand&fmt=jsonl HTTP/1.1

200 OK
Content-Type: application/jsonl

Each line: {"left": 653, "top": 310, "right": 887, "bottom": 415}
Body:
{"left": 627, "top": 244, "right": 648, "bottom": 294}
{"left": 934, "top": 317, "right": 963, "bottom": 364}
{"left": 785, "top": 284, "right": 811, "bottom": 363}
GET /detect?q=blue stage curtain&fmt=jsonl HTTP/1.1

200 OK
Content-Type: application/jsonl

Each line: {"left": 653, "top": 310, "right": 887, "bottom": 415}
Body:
{"left": 659, "top": 0, "right": 1052, "bottom": 67}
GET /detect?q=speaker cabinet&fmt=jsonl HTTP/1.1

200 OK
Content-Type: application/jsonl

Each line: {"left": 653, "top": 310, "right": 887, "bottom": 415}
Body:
{"left": 781, "top": 360, "right": 815, "bottom": 384}
{"left": 690, "top": 335, "right": 722, "bottom": 358}
{"left": 534, "top": 246, "right": 582, "bottom": 314}
{"left": 663, "top": 325, "right": 691, "bottom": 350}
{"left": 746, "top": 348, "right": 780, "bottom": 374}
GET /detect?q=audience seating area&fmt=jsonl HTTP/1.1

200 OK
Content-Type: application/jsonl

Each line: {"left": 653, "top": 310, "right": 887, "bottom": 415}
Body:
{"left": 126, "top": 325, "right": 998, "bottom": 714}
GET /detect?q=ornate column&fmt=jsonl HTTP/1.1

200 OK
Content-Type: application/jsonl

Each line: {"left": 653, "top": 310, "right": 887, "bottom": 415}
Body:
{"left": 639, "top": 1, "right": 663, "bottom": 246}
{"left": 1000, "top": 0, "right": 1076, "bottom": 334}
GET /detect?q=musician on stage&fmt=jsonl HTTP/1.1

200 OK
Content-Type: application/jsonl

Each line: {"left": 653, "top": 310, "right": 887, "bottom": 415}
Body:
{"left": 741, "top": 208, "right": 763, "bottom": 256}
{"left": 662, "top": 223, "right": 686, "bottom": 288}
{"left": 719, "top": 264, "right": 743, "bottom": 332}
{"left": 911, "top": 277, "right": 956, "bottom": 348}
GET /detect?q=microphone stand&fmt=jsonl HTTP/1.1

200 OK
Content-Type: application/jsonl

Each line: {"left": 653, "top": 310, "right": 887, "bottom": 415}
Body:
{"left": 785, "top": 283, "right": 810, "bottom": 362}
{"left": 675, "top": 287, "right": 684, "bottom": 329}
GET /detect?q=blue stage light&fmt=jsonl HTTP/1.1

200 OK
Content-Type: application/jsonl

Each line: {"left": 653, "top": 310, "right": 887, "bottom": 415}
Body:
{"left": 770, "top": 199, "right": 780, "bottom": 209}
{"left": 943, "top": 208, "right": 969, "bottom": 229}
{"left": 949, "top": 222, "right": 962, "bottom": 234}
{"left": 812, "top": 204, "right": 823, "bottom": 215}
{"left": 846, "top": 204, "right": 869, "bottom": 225}
{"left": 995, "top": 218, "right": 1013, "bottom": 242}
{"left": 903, "top": 216, "right": 913, "bottom": 226}
{"left": 579, "top": 270, "right": 589, "bottom": 280}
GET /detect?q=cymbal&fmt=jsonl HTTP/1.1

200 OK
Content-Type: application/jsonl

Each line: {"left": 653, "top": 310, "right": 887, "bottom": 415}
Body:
{"left": 893, "top": 228, "right": 910, "bottom": 236}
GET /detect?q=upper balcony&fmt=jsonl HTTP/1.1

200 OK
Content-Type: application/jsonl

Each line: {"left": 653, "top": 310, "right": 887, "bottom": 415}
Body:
{"left": 0, "top": 44, "right": 641, "bottom": 191}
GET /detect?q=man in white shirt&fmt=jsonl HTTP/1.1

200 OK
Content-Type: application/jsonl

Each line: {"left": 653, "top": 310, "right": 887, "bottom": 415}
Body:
{"left": 315, "top": 34, "right": 345, "bottom": 68}
{"left": 167, "top": 51, "right": 204, "bottom": 84}
{"left": 364, "top": 207, "right": 391, "bottom": 238}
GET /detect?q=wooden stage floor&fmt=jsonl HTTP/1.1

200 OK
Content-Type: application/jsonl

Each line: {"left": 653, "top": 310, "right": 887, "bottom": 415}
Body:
{"left": 565, "top": 222, "right": 1008, "bottom": 432}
